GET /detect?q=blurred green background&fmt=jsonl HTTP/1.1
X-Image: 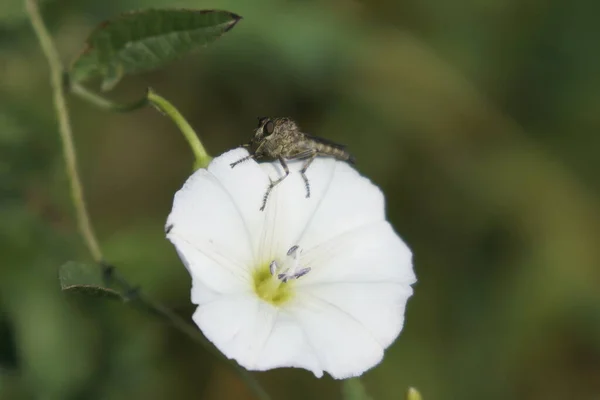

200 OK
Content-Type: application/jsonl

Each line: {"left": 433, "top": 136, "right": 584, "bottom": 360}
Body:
{"left": 2, "top": 0, "right": 600, "bottom": 399}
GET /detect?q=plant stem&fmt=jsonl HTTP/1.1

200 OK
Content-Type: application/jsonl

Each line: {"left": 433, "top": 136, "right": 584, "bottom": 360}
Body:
{"left": 71, "top": 83, "right": 211, "bottom": 169}
{"left": 147, "top": 89, "right": 212, "bottom": 169}
{"left": 342, "top": 378, "right": 373, "bottom": 400}
{"left": 101, "top": 263, "right": 271, "bottom": 400}
{"left": 26, "top": 2, "right": 268, "bottom": 399}
{"left": 71, "top": 81, "right": 149, "bottom": 112}
{"left": 26, "top": 0, "right": 102, "bottom": 263}
{"left": 71, "top": 81, "right": 211, "bottom": 170}
{"left": 145, "top": 297, "right": 270, "bottom": 399}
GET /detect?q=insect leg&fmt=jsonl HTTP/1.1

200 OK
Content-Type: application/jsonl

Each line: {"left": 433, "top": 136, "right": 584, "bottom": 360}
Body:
{"left": 299, "top": 151, "right": 318, "bottom": 198}
{"left": 260, "top": 156, "right": 290, "bottom": 211}
{"left": 230, "top": 154, "right": 254, "bottom": 168}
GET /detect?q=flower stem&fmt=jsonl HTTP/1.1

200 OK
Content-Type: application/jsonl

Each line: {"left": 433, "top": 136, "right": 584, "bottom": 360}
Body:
{"left": 71, "top": 81, "right": 149, "bottom": 112}
{"left": 101, "top": 263, "right": 271, "bottom": 400}
{"left": 147, "top": 89, "right": 212, "bottom": 169}
{"left": 26, "top": 0, "right": 102, "bottom": 263}
{"left": 70, "top": 82, "right": 211, "bottom": 170}
{"left": 26, "top": 2, "right": 267, "bottom": 399}
{"left": 342, "top": 378, "right": 373, "bottom": 400}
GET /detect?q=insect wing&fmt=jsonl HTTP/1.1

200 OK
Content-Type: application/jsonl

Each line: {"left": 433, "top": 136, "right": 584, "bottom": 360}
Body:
{"left": 304, "top": 133, "right": 347, "bottom": 150}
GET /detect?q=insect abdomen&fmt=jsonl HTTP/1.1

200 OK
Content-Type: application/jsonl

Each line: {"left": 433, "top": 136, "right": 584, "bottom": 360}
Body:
{"left": 314, "top": 142, "right": 355, "bottom": 164}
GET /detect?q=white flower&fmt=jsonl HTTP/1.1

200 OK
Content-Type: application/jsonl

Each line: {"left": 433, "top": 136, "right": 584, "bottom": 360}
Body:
{"left": 166, "top": 147, "right": 416, "bottom": 379}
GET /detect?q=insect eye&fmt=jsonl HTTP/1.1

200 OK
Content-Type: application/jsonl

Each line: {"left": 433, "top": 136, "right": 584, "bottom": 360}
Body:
{"left": 263, "top": 120, "right": 275, "bottom": 136}
{"left": 257, "top": 117, "right": 269, "bottom": 127}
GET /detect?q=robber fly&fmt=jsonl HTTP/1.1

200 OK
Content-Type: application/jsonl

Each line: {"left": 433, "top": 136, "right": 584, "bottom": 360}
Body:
{"left": 230, "top": 117, "right": 356, "bottom": 211}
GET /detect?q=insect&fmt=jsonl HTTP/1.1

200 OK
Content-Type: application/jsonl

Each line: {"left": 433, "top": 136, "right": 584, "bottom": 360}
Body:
{"left": 230, "top": 117, "right": 356, "bottom": 211}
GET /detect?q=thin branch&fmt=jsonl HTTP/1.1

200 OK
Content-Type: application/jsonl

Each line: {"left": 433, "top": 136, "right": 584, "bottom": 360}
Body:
{"left": 26, "top": 2, "right": 268, "bottom": 399}
{"left": 26, "top": 0, "right": 102, "bottom": 262}
{"left": 70, "top": 81, "right": 149, "bottom": 112}
{"left": 70, "top": 82, "right": 211, "bottom": 170}
{"left": 100, "top": 263, "right": 271, "bottom": 400}
{"left": 147, "top": 89, "right": 212, "bottom": 169}
{"left": 342, "top": 378, "right": 373, "bottom": 400}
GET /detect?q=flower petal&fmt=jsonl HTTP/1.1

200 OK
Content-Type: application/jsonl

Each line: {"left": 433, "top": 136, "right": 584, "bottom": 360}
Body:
{"left": 288, "top": 294, "right": 384, "bottom": 379}
{"left": 291, "top": 221, "right": 415, "bottom": 361}
{"left": 251, "top": 309, "right": 323, "bottom": 376}
{"left": 169, "top": 237, "right": 250, "bottom": 294}
{"left": 206, "top": 148, "right": 337, "bottom": 263}
{"left": 297, "top": 161, "right": 386, "bottom": 250}
{"left": 298, "top": 282, "right": 412, "bottom": 350}
{"left": 168, "top": 149, "right": 417, "bottom": 379}
{"left": 193, "top": 294, "right": 323, "bottom": 376}
{"left": 192, "top": 293, "right": 260, "bottom": 352}
{"left": 203, "top": 148, "right": 271, "bottom": 260}
{"left": 166, "top": 168, "right": 255, "bottom": 290}
{"left": 299, "top": 221, "right": 415, "bottom": 285}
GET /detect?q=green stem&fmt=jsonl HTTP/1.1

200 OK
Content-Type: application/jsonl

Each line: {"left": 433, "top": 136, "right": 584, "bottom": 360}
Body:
{"left": 101, "top": 263, "right": 271, "bottom": 400}
{"left": 26, "top": 2, "right": 267, "bottom": 399}
{"left": 70, "top": 82, "right": 211, "bottom": 170}
{"left": 26, "top": 0, "right": 103, "bottom": 263}
{"left": 341, "top": 378, "right": 373, "bottom": 400}
{"left": 71, "top": 81, "right": 148, "bottom": 112}
{"left": 147, "top": 89, "right": 212, "bottom": 169}
{"left": 146, "top": 298, "right": 270, "bottom": 399}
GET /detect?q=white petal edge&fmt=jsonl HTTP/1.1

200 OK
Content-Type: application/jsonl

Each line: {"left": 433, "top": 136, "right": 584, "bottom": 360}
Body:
{"left": 298, "top": 221, "right": 415, "bottom": 285}
{"left": 298, "top": 282, "right": 412, "bottom": 350}
{"left": 169, "top": 236, "right": 250, "bottom": 294}
{"left": 296, "top": 160, "right": 386, "bottom": 251}
{"left": 192, "top": 294, "right": 323, "bottom": 377}
{"left": 190, "top": 220, "right": 414, "bottom": 378}
{"left": 287, "top": 294, "right": 384, "bottom": 379}
{"left": 166, "top": 168, "right": 255, "bottom": 281}
{"left": 167, "top": 149, "right": 417, "bottom": 379}
{"left": 291, "top": 221, "right": 415, "bottom": 375}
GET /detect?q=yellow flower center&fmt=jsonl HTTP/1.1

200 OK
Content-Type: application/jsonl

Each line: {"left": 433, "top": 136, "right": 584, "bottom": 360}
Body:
{"left": 252, "top": 263, "right": 295, "bottom": 306}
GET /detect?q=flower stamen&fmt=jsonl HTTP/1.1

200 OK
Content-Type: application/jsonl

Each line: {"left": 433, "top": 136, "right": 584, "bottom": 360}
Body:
{"left": 287, "top": 245, "right": 299, "bottom": 256}
{"left": 271, "top": 245, "right": 311, "bottom": 283}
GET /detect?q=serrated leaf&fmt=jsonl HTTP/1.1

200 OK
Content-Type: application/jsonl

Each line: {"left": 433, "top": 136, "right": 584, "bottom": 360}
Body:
{"left": 59, "top": 261, "right": 121, "bottom": 299}
{"left": 70, "top": 9, "right": 241, "bottom": 91}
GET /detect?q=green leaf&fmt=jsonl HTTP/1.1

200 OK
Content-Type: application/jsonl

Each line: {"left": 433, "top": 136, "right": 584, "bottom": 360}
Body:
{"left": 70, "top": 9, "right": 242, "bottom": 91}
{"left": 59, "top": 261, "right": 121, "bottom": 299}
{"left": 342, "top": 379, "right": 373, "bottom": 400}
